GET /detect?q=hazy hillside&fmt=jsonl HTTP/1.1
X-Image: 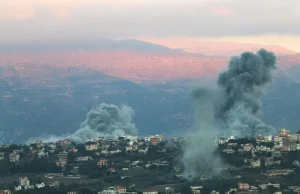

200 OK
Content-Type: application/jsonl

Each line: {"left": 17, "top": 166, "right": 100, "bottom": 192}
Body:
{"left": 0, "top": 65, "right": 192, "bottom": 144}
{"left": 1, "top": 39, "right": 300, "bottom": 143}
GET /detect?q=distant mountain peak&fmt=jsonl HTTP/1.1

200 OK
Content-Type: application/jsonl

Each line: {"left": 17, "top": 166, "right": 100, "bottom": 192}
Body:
{"left": 136, "top": 37, "right": 298, "bottom": 57}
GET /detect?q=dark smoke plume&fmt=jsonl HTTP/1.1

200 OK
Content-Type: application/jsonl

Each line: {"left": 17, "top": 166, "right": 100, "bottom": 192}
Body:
{"left": 215, "top": 49, "right": 276, "bottom": 137}
{"left": 182, "top": 49, "right": 276, "bottom": 180}
{"left": 192, "top": 49, "right": 276, "bottom": 137}
{"left": 68, "top": 103, "right": 138, "bottom": 143}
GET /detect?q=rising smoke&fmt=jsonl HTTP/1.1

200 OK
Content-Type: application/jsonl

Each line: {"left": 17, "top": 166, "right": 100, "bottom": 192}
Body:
{"left": 26, "top": 103, "right": 138, "bottom": 144}
{"left": 182, "top": 49, "right": 277, "bottom": 180}
{"left": 182, "top": 88, "right": 222, "bottom": 180}
{"left": 215, "top": 49, "right": 276, "bottom": 137}
{"left": 68, "top": 103, "right": 138, "bottom": 143}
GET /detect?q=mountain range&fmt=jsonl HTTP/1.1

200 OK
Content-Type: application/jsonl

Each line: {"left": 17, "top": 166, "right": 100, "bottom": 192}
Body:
{"left": 0, "top": 39, "right": 300, "bottom": 143}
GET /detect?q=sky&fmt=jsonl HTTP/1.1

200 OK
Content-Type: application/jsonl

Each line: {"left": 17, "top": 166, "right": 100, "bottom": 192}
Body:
{"left": 1, "top": 0, "right": 300, "bottom": 51}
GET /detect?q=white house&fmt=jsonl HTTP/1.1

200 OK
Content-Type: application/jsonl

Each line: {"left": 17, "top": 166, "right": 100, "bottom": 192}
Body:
{"left": 15, "top": 185, "right": 22, "bottom": 191}
{"left": 36, "top": 182, "right": 46, "bottom": 188}
{"left": 19, "top": 177, "right": 30, "bottom": 187}
{"left": 143, "top": 190, "right": 158, "bottom": 194}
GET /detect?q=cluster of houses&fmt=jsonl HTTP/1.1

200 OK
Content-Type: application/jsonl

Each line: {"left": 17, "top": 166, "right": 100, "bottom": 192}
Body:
{"left": 1, "top": 129, "right": 300, "bottom": 194}
{"left": 16, "top": 177, "right": 45, "bottom": 191}
{"left": 235, "top": 182, "right": 300, "bottom": 194}
{"left": 0, "top": 134, "right": 168, "bottom": 193}
{"left": 217, "top": 129, "right": 300, "bottom": 170}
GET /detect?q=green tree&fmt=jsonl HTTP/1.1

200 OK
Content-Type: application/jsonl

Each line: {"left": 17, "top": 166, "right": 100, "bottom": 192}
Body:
{"left": 180, "top": 184, "right": 193, "bottom": 194}
{"left": 267, "top": 185, "right": 277, "bottom": 193}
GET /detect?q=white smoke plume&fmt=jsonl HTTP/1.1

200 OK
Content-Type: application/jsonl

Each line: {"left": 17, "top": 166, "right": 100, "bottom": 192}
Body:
{"left": 68, "top": 103, "right": 138, "bottom": 143}
{"left": 26, "top": 103, "right": 138, "bottom": 144}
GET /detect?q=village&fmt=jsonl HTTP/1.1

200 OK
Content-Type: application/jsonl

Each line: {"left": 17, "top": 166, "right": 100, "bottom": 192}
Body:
{"left": 0, "top": 129, "right": 300, "bottom": 194}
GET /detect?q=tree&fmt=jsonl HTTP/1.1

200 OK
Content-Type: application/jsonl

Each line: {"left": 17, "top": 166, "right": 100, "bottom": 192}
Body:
{"left": 79, "top": 188, "right": 93, "bottom": 194}
{"left": 180, "top": 184, "right": 193, "bottom": 194}
{"left": 267, "top": 185, "right": 277, "bottom": 193}
{"left": 76, "top": 144, "right": 86, "bottom": 153}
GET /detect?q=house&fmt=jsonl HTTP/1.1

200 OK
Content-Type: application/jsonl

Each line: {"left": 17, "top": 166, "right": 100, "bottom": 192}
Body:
{"left": 144, "top": 135, "right": 164, "bottom": 143}
{"left": 49, "top": 181, "right": 60, "bottom": 188}
{"left": 211, "top": 190, "right": 219, "bottom": 194}
{"left": 243, "top": 144, "right": 253, "bottom": 151}
{"left": 238, "top": 183, "right": 249, "bottom": 191}
{"left": 48, "top": 142, "right": 56, "bottom": 149}
{"left": 0, "top": 152, "right": 4, "bottom": 160}
{"left": 125, "top": 146, "right": 133, "bottom": 152}
{"left": 218, "top": 138, "right": 227, "bottom": 145}
{"left": 287, "top": 134, "right": 298, "bottom": 142}
{"left": 173, "top": 164, "right": 181, "bottom": 172}
{"left": 138, "top": 141, "right": 145, "bottom": 146}
{"left": 56, "top": 151, "right": 68, "bottom": 167}
{"left": 75, "top": 156, "right": 92, "bottom": 162}
{"left": 15, "top": 186, "right": 22, "bottom": 191}
{"left": 36, "top": 182, "right": 45, "bottom": 188}
{"left": 225, "top": 188, "right": 237, "bottom": 194}
{"left": 274, "top": 136, "right": 283, "bottom": 142}
{"left": 117, "top": 186, "right": 126, "bottom": 193}
{"left": 110, "top": 149, "right": 121, "bottom": 154}
{"left": 278, "top": 129, "right": 291, "bottom": 137}
{"left": 165, "top": 187, "right": 174, "bottom": 194}
{"left": 9, "top": 153, "right": 20, "bottom": 162}
{"left": 138, "top": 148, "right": 148, "bottom": 154}
{"left": 19, "top": 177, "right": 30, "bottom": 187}
{"left": 101, "top": 150, "right": 109, "bottom": 155}
{"left": 227, "top": 142, "right": 238, "bottom": 147}
{"left": 250, "top": 159, "right": 261, "bottom": 168}
{"left": 259, "top": 183, "right": 280, "bottom": 190}
{"left": 107, "top": 168, "right": 116, "bottom": 172}
{"left": 87, "top": 138, "right": 98, "bottom": 142}
{"left": 0, "top": 190, "right": 12, "bottom": 194}
{"left": 98, "top": 187, "right": 116, "bottom": 194}
{"left": 290, "top": 143, "right": 297, "bottom": 151}
{"left": 85, "top": 142, "right": 98, "bottom": 151}
{"left": 293, "top": 160, "right": 300, "bottom": 167}
{"left": 97, "top": 159, "right": 108, "bottom": 167}
{"left": 266, "top": 169, "right": 294, "bottom": 176}
{"left": 24, "top": 185, "right": 35, "bottom": 190}
{"left": 13, "top": 149, "right": 23, "bottom": 154}
{"left": 58, "top": 139, "right": 72, "bottom": 146}
{"left": 143, "top": 189, "right": 158, "bottom": 194}
{"left": 67, "top": 191, "right": 78, "bottom": 194}
{"left": 273, "top": 150, "right": 282, "bottom": 157}
{"left": 263, "top": 135, "right": 272, "bottom": 142}
{"left": 281, "top": 145, "right": 290, "bottom": 152}
{"left": 297, "top": 144, "right": 300, "bottom": 150}
{"left": 264, "top": 158, "right": 281, "bottom": 167}
{"left": 256, "top": 145, "right": 267, "bottom": 152}
{"left": 150, "top": 137, "right": 159, "bottom": 145}
{"left": 190, "top": 186, "right": 203, "bottom": 194}
{"left": 223, "top": 149, "right": 235, "bottom": 154}
{"left": 131, "top": 145, "right": 138, "bottom": 151}
{"left": 36, "top": 140, "right": 44, "bottom": 149}
{"left": 122, "top": 135, "right": 139, "bottom": 141}
{"left": 69, "top": 147, "right": 78, "bottom": 153}
{"left": 38, "top": 150, "right": 48, "bottom": 159}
